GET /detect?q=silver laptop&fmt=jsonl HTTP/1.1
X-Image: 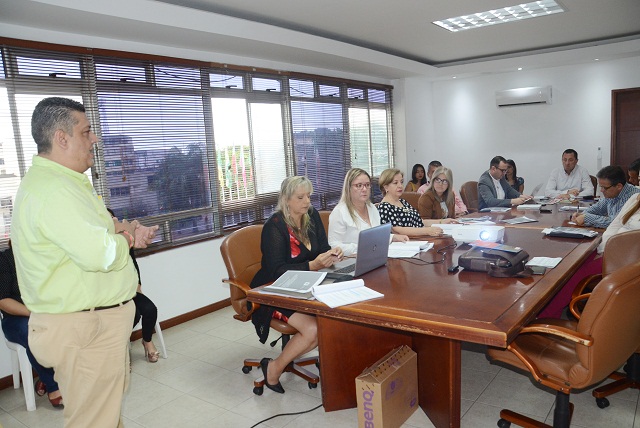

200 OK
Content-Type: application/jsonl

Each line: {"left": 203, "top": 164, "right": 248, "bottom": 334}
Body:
{"left": 322, "top": 222, "right": 392, "bottom": 279}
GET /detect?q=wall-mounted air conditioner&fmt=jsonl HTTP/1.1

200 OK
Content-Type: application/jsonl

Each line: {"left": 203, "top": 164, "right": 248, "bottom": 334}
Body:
{"left": 496, "top": 86, "right": 552, "bottom": 107}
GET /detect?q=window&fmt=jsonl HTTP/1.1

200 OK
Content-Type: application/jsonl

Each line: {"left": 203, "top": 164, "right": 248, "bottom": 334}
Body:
{"left": 0, "top": 42, "right": 394, "bottom": 250}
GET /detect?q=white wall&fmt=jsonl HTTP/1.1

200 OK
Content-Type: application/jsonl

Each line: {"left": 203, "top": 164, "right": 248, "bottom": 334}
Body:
{"left": 0, "top": 237, "right": 230, "bottom": 382}
{"left": 399, "top": 56, "right": 640, "bottom": 194}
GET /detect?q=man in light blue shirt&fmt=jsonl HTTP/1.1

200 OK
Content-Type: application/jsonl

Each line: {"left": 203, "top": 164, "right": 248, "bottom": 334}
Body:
{"left": 571, "top": 166, "right": 640, "bottom": 228}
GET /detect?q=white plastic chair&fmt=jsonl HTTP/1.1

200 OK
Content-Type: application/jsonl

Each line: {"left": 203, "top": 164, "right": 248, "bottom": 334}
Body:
{"left": 4, "top": 338, "right": 36, "bottom": 411}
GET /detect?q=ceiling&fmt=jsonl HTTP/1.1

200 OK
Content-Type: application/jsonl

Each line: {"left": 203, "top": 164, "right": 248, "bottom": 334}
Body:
{"left": 1, "top": 0, "right": 640, "bottom": 81}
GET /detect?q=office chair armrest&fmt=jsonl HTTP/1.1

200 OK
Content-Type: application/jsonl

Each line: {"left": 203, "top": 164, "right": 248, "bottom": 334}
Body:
{"left": 223, "top": 278, "right": 252, "bottom": 294}
{"left": 569, "top": 292, "right": 591, "bottom": 321}
{"left": 223, "top": 278, "right": 261, "bottom": 322}
{"left": 519, "top": 323, "right": 593, "bottom": 346}
{"left": 571, "top": 274, "right": 602, "bottom": 302}
{"left": 507, "top": 342, "right": 572, "bottom": 394}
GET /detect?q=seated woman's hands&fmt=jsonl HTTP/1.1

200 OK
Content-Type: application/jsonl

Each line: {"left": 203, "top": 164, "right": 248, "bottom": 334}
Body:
{"left": 439, "top": 218, "right": 458, "bottom": 224}
{"left": 310, "top": 248, "right": 344, "bottom": 271}
{"left": 391, "top": 234, "right": 410, "bottom": 243}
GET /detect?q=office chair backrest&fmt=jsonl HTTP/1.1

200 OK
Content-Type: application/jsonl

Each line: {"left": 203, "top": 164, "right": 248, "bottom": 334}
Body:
{"left": 401, "top": 192, "right": 421, "bottom": 210}
{"left": 590, "top": 175, "right": 598, "bottom": 197}
{"left": 460, "top": 181, "right": 479, "bottom": 213}
{"left": 220, "top": 224, "right": 263, "bottom": 319}
{"left": 602, "top": 229, "right": 640, "bottom": 275}
{"left": 318, "top": 210, "right": 330, "bottom": 235}
{"left": 572, "top": 261, "right": 640, "bottom": 387}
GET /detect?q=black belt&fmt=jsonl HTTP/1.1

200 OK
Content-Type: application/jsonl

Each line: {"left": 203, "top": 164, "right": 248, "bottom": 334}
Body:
{"left": 82, "top": 299, "right": 131, "bottom": 312}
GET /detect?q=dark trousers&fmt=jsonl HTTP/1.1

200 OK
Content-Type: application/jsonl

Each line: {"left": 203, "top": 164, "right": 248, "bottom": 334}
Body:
{"left": 132, "top": 292, "right": 157, "bottom": 343}
{"left": 1, "top": 314, "right": 59, "bottom": 393}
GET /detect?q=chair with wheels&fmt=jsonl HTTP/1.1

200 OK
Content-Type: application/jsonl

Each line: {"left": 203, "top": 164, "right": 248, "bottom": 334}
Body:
{"left": 3, "top": 336, "right": 36, "bottom": 411}
{"left": 460, "top": 181, "right": 479, "bottom": 213}
{"left": 401, "top": 191, "right": 421, "bottom": 211}
{"left": 318, "top": 210, "right": 330, "bottom": 235}
{"left": 220, "top": 224, "right": 319, "bottom": 395}
{"left": 487, "top": 260, "right": 640, "bottom": 428}
{"left": 569, "top": 229, "right": 640, "bottom": 409}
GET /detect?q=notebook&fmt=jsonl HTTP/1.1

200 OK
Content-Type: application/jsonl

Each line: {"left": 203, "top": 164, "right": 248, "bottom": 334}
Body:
{"left": 322, "top": 222, "right": 392, "bottom": 280}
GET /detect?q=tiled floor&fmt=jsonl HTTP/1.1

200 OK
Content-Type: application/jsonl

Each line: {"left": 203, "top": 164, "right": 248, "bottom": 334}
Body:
{"left": 1, "top": 306, "right": 639, "bottom": 427}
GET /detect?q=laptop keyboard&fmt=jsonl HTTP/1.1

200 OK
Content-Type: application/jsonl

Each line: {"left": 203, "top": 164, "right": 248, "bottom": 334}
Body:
{"left": 333, "top": 263, "right": 356, "bottom": 274}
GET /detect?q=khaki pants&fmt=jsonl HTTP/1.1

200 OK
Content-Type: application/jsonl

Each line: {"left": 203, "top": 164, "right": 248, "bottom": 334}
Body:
{"left": 29, "top": 301, "right": 135, "bottom": 428}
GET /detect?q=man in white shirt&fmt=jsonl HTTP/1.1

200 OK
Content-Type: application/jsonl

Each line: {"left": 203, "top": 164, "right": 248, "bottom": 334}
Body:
{"left": 545, "top": 149, "right": 594, "bottom": 199}
{"left": 478, "top": 156, "right": 532, "bottom": 210}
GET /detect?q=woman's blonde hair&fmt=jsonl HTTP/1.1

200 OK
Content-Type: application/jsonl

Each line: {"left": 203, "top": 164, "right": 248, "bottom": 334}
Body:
{"left": 340, "top": 168, "right": 372, "bottom": 224}
{"left": 378, "top": 168, "right": 403, "bottom": 196}
{"left": 427, "top": 166, "right": 454, "bottom": 207}
{"left": 277, "top": 176, "right": 314, "bottom": 244}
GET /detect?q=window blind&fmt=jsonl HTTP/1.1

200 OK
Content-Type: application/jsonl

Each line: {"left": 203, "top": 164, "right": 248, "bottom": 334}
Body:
{"left": 0, "top": 40, "right": 394, "bottom": 251}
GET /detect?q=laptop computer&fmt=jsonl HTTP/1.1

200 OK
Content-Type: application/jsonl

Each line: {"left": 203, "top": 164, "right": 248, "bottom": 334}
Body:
{"left": 322, "top": 222, "right": 392, "bottom": 280}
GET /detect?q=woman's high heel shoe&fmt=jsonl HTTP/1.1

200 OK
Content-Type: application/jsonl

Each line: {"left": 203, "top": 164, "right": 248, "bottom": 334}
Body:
{"left": 143, "top": 340, "right": 160, "bottom": 363}
{"left": 260, "top": 358, "right": 285, "bottom": 394}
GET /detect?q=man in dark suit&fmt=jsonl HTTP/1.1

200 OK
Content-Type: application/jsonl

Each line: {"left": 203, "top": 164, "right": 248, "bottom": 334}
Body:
{"left": 478, "top": 156, "right": 532, "bottom": 210}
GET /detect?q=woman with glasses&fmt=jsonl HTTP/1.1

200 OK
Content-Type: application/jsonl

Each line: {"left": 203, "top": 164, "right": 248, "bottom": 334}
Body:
{"left": 417, "top": 166, "right": 456, "bottom": 221}
{"left": 329, "top": 168, "right": 408, "bottom": 256}
{"left": 377, "top": 168, "right": 456, "bottom": 237}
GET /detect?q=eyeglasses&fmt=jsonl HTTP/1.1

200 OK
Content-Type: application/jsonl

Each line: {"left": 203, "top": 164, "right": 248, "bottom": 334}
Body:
{"left": 497, "top": 168, "right": 508, "bottom": 173}
{"left": 599, "top": 184, "right": 614, "bottom": 191}
{"left": 433, "top": 178, "right": 449, "bottom": 185}
{"left": 352, "top": 182, "right": 371, "bottom": 190}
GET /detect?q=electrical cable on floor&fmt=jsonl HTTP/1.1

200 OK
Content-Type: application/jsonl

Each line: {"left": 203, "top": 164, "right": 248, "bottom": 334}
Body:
{"left": 248, "top": 403, "right": 323, "bottom": 427}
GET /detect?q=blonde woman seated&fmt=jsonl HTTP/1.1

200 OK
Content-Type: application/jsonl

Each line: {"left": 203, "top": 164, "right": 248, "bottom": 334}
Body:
{"left": 377, "top": 168, "right": 455, "bottom": 237}
{"left": 329, "top": 168, "right": 408, "bottom": 256}
{"left": 250, "top": 176, "right": 343, "bottom": 393}
{"left": 418, "top": 166, "right": 456, "bottom": 221}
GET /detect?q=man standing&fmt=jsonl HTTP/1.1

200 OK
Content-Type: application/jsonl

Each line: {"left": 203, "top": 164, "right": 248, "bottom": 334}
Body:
{"left": 570, "top": 165, "right": 640, "bottom": 228}
{"left": 11, "top": 97, "right": 157, "bottom": 427}
{"left": 628, "top": 158, "right": 640, "bottom": 187}
{"left": 478, "top": 156, "right": 532, "bottom": 210}
{"left": 545, "top": 149, "right": 594, "bottom": 199}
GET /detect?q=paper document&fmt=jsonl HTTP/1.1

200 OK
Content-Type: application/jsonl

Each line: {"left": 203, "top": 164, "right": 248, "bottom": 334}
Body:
{"left": 517, "top": 204, "right": 542, "bottom": 210}
{"left": 262, "top": 270, "right": 327, "bottom": 299}
{"left": 388, "top": 241, "right": 434, "bottom": 258}
{"left": 502, "top": 216, "right": 537, "bottom": 225}
{"left": 312, "top": 279, "right": 383, "bottom": 308}
{"left": 559, "top": 206, "right": 589, "bottom": 212}
{"left": 481, "top": 207, "right": 511, "bottom": 213}
{"left": 542, "top": 227, "right": 599, "bottom": 238}
{"left": 459, "top": 216, "right": 496, "bottom": 225}
{"left": 527, "top": 257, "right": 562, "bottom": 268}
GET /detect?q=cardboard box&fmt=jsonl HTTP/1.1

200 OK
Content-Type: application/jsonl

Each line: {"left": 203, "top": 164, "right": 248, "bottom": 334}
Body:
{"left": 356, "top": 345, "right": 419, "bottom": 428}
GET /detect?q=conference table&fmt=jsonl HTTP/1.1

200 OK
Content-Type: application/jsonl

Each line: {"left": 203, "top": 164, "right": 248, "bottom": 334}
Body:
{"left": 247, "top": 206, "right": 601, "bottom": 428}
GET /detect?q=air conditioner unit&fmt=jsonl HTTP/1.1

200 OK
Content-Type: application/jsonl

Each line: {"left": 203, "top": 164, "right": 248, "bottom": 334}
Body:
{"left": 496, "top": 86, "right": 552, "bottom": 107}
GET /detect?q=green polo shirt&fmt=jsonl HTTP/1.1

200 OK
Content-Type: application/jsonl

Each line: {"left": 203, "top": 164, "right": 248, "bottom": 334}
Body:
{"left": 11, "top": 155, "right": 137, "bottom": 313}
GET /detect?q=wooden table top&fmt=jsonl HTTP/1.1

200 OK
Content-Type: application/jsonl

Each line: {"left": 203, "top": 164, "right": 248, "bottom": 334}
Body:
{"left": 248, "top": 227, "right": 600, "bottom": 348}
{"left": 462, "top": 202, "right": 602, "bottom": 230}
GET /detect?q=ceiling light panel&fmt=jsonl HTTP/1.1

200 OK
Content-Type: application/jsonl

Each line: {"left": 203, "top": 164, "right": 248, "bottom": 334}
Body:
{"left": 433, "top": 0, "right": 564, "bottom": 32}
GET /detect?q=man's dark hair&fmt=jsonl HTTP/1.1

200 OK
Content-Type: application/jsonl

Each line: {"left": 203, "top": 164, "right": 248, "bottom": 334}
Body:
{"left": 563, "top": 149, "right": 578, "bottom": 159}
{"left": 31, "top": 97, "right": 85, "bottom": 154}
{"left": 629, "top": 158, "right": 640, "bottom": 173}
{"left": 490, "top": 156, "right": 506, "bottom": 169}
{"left": 596, "top": 165, "right": 626, "bottom": 186}
{"left": 428, "top": 160, "right": 442, "bottom": 168}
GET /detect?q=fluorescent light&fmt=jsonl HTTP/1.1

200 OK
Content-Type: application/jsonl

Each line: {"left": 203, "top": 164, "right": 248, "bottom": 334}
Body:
{"left": 433, "top": 0, "right": 564, "bottom": 32}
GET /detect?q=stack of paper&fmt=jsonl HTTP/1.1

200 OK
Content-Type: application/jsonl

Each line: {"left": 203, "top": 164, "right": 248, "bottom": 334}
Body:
{"left": 261, "top": 270, "right": 327, "bottom": 299}
{"left": 502, "top": 216, "right": 537, "bottom": 225}
{"left": 312, "top": 279, "right": 383, "bottom": 308}
{"left": 517, "top": 204, "right": 542, "bottom": 210}
{"left": 527, "top": 257, "right": 562, "bottom": 268}
{"left": 388, "top": 241, "right": 433, "bottom": 258}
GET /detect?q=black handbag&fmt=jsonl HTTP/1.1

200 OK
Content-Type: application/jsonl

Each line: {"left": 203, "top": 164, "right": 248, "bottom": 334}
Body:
{"left": 459, "top": 247, "right": 533, "bottom": 278}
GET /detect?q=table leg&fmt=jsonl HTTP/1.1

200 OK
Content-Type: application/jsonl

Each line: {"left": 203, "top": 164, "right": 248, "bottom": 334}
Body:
{"left": 316, "top": 315, "right": 411, "bottom": 411}
{"left": 413, "top": 335, "right": 462, "bottom": 428}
